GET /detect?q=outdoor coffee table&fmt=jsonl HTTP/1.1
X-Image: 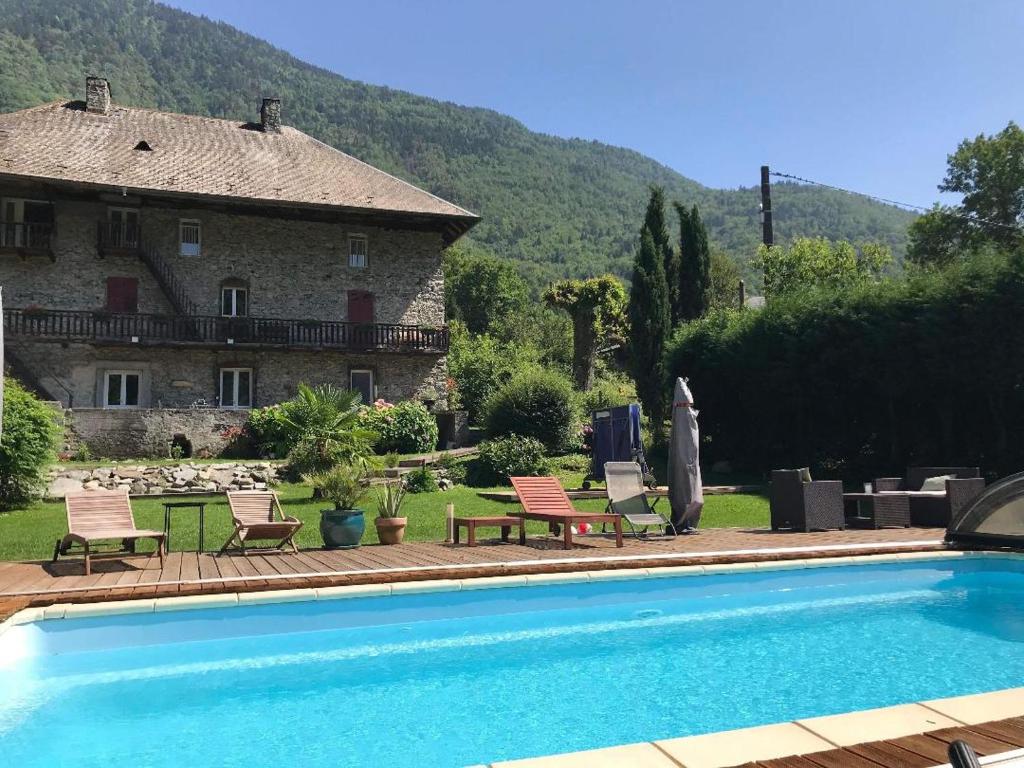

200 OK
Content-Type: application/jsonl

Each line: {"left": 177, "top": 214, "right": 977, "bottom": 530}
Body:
{"left": 452, "top": 515, "right": 525, "bottom": 546}
{"left": 843, "top": 492, "right": 911, "bottom": 529}
{"left": 163, "top": 501, "right": 209, "bottom": 552}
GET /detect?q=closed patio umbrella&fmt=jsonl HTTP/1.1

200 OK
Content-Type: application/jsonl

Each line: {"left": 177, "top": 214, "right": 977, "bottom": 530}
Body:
{"left": 668, "top": 377, "right": 703, "bottom": 533}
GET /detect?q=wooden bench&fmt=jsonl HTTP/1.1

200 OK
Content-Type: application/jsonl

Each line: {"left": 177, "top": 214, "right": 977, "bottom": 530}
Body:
{"left": 453, "top": 516, "right": 525, "bottom": 547}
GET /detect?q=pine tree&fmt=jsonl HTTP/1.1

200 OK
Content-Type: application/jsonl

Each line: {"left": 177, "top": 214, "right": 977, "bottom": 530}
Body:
{"left": 676, "top": 203, "right": 712, "bottom": 322}
{"left": 644, "top": 185, "right": 678, "bottom": 324}
{"left": 629, "top": 222, "right": 671, "bottom": 441}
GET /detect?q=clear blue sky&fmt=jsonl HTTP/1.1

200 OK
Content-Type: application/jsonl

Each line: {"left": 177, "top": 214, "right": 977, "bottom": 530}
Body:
{"left": 166, "top": 0, "right": 1022, "bottom": 204}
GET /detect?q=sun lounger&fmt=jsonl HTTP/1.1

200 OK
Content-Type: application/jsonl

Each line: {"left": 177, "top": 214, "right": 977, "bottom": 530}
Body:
{"left": 54, "top": 489, "right": 166, "bottom": 575}
{"left": 604, "top": 461, "right": 676, "bottom": 537}
{"left": 219, "top": 490, "right": 303, "bottom": 555}
{"left": 510, "top": 475, "right": 623, "bottom": 549}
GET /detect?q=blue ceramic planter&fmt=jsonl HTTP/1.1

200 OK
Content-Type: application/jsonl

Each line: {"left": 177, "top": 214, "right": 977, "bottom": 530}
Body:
{"left": 319, "top": 508, "right": 365, "bottom": 549}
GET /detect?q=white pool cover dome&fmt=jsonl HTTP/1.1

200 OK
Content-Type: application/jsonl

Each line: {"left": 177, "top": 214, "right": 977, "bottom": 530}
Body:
{"left": 946, "top": 472, "right": 1024, "bottom": 548}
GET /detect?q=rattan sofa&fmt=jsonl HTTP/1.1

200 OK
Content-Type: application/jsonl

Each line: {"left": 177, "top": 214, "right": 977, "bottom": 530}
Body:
{"left": 873, "top": 466, "right": 985, "bottom": 527}
{"left": 770, "top": 469, "right": 845, "bottom": 532}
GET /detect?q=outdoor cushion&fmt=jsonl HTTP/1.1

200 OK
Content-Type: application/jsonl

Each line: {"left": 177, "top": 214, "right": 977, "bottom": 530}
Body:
{"left": 921, "top": 474, "right": 953, "bottom": 492}
{"left": 799, "top": 467, "right": 812, "bottom": 483}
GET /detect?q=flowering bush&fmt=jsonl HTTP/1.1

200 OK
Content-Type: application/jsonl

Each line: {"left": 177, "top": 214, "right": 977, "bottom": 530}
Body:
{"left": 359, "top": 399, "right": 439, "bottom": 454}
{"left": 246, "top": 404, "right": 291, "bottom": 458}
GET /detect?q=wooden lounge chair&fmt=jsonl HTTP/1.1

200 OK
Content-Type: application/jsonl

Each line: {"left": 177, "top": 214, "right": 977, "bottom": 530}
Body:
{"left": 510, "top": 475, "right": 623, "bottom": 549}
{"left": 604, "top": 461, "right": 676, "bottom": 537}
{"left": 54, "top": 489, "right": 166, "bottom": 575}
{"left": 219, "top": 490, "right": 303, "bottom": 555}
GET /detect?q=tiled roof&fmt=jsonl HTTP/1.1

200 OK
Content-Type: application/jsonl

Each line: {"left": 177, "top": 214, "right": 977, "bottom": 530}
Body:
{"left": 0, "top": 100, "right": 478, "bottom": 223}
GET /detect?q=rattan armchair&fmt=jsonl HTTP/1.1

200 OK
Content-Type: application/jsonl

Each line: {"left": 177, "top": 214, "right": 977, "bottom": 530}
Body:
{"left": 770, "top": 469, "right": 845, "bottom": 532}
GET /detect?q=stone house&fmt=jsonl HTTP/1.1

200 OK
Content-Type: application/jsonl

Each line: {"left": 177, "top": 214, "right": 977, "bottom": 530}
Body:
{"left": 0, "top": 78, "right": 478, "bottom": 456}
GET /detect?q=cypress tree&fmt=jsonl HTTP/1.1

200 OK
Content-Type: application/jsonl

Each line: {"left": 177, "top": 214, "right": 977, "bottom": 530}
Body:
{"left": 644, "top": 186, "right": 678, "bottom": 324}
{"left": 676, "top": 203, "right": 712, "bottom": 322}
{"left": 629, "top": 223, "right": 671, "bottom": 441}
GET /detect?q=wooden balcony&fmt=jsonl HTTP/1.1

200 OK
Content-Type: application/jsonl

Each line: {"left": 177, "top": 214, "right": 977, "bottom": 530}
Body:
{"left": 0, "top": 222, "right": 54, "bottom": 259}
{"left": 97, "top": 222, "right": 143, "bottom": 257}
{"left": 3, "top": 308, "right": 449, "bottom": 353}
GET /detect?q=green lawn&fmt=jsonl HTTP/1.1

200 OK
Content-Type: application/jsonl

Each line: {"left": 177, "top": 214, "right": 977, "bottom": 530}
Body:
{"left": 0, "top": 482, "right": 769, "bottom": 562}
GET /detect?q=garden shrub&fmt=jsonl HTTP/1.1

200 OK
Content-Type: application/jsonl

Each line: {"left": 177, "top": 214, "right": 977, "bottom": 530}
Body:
{"left": 246, "top": 404, "right": 291, "bottom": 458}
{"left": 359, "top": 400, "right": 439, "bottom": 454}
{"left": 403, "top": 466, "right": 438, "bottom": 493}
{"left": 435, "top": 452, "right": 468, "bottom": 485}
{"left": 0, "top": 377, "right": 60, "bottom": 509}
{"left": 470, "top": 435, "right": 550, "bottom": 486}
{"left": 483, "top": 368, "right": 576, "bottom": 451}
{"left": 447, "top": 324, "right": 541, "bottom": 425}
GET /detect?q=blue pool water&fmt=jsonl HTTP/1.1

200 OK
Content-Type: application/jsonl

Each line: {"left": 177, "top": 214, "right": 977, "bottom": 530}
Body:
{"left": 3, "top": 557, "right": 1024, "bottom": 767}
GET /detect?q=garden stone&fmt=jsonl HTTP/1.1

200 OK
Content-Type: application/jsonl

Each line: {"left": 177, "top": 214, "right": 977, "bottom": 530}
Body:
{"left": 48, "top": 476, "right": 86, "bottom": 498}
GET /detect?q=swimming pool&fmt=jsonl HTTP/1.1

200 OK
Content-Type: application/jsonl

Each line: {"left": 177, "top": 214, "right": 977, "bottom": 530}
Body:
{"left": 2, "top": 555, "right": 1024, "bottom": 767}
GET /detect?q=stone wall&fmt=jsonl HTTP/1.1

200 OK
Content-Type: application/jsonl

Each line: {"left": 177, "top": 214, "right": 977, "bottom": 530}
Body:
{"left": 66, "top": 408, "right": 251, "bottom": 459}
{"left": 0, "top": 183, "right": 445, "bottom": 326}
{"left": 13, "top": 342, "right": 447, "bottom": 410}
{"left": 47, "top": 461, "right": 284, "bottom": 498}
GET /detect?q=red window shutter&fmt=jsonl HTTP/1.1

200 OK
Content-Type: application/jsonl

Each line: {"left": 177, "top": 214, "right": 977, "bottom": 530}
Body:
{"left": 106, "top": 277, "right": 139, "bottom": 313}
{"left": 347, "top": 290, "right": 375, "bottom": 323}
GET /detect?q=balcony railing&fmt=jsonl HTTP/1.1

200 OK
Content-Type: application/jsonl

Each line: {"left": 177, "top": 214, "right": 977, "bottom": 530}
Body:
{"left": 0, "top": 222, "right": 54, "bottom": 257}
{"left": 3, "top": 308, "right": 449, "bottom": 353}
{"left": 97, "top": 222, "right": 143, "bottom": 256}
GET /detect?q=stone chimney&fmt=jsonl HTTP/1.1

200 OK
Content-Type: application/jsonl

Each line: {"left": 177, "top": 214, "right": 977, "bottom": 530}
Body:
{"left": 86, "top": 76, "right": 111, "bottom": 115}
{"left": 260, "top": 97, "right": 281, "bottom": 133}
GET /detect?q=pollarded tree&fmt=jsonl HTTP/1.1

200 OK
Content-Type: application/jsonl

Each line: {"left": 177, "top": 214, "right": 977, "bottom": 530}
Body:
{"left": 628, "top": 225, "right": 671, "bottom": 440}
{"left": 676, "top": 203, "right": 712, "bottom": 322}
{"left": 544, "top": 275, "right": 627, "bottom": 391}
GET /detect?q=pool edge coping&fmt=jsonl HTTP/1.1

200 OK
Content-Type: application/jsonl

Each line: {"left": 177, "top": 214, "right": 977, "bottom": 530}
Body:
{"left": 0, "top": 549, "right": 1011, "bottom": 632}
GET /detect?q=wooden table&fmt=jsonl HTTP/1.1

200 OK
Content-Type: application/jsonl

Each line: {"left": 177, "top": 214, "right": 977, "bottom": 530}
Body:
{"left": 843, "top": 492, "right": 911, "bottom": 529}
{"left": 452, "top": 516, "right": 525, "bottom": 547}
{"left": 511, "top": 511, "right": 624, "bottom": 550}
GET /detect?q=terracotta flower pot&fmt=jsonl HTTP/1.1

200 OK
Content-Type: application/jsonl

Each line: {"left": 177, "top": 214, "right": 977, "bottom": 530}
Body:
{"left": 375, "top": 516, "right": 407, "bottom": 545}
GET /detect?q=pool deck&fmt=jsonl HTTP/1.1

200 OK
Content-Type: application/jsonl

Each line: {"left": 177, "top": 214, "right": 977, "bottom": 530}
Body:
{"left": 0, "top": 525, "right": 942, "bottom": 619}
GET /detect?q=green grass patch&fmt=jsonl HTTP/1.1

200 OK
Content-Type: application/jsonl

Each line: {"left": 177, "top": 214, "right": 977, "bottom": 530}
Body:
{"left": 0, "top": 483, "right": 769, "bottom": 562}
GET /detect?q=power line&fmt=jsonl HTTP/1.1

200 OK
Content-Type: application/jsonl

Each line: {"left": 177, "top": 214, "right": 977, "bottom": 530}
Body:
{"left": 769, "top": 170, "right": 1022, "bottom": 233}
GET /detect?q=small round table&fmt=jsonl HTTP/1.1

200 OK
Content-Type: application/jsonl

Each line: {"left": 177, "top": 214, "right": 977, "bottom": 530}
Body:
{"left": 163, "top": 501, "right": 208, "bottom": 552}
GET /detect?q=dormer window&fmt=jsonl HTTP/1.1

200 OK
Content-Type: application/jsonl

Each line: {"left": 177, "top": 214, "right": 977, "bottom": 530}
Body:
{"left": 348, "top": 234, "right": 367, "bottom": 268}
{"left": 133, "top": 140, "right": 152, "bottom": 151}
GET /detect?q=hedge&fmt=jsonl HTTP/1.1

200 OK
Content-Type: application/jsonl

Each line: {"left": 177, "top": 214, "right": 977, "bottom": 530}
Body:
{"left": 666, "top": 250, "right": 1024, "bottom": 479}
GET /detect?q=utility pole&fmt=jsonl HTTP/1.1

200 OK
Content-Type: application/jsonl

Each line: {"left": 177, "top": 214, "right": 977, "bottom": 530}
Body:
{"left": 760, "top": 165, "right": 774, "bottom": 246}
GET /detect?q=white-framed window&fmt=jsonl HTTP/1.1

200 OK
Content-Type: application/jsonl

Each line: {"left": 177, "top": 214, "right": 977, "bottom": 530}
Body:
{"left": 350, "top": 369, "right": 374, "bottom": 405}
{"left": 179, "top": 219, "right": 201, "bottom": 257}
{"left": 348, "top": 234, "right": 367, "bottom": 268}
{"left": 221, "top": 286, "right": 248, "bottom": 317}
{"left": 220, "top": 368, "right": 253, "bottom": 409}
{"left": 103, "top": 370, "right": 141, "bottom": 409}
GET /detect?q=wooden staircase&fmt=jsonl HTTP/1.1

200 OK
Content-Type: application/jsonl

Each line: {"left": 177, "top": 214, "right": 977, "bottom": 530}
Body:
{"left": 140, "top": 246, "right": 198, "bottom": 316}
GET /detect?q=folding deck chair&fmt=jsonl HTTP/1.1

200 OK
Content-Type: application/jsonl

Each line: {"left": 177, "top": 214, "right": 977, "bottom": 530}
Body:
{"left": 219, "top": 490, "right": 303, "bottom": 555}
{"left": 604, "top": 461, "right": 677, "bottom": 538}
{"left": 54, "top": 489, "right": 166, "bottom": 575}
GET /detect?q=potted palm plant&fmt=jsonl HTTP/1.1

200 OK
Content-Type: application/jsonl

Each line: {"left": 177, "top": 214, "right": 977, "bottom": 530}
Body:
{"left": 375, "top": 481, "right": 407, "bottom": 544}
{"left": 304, "top": 463, "right": 368, "bottom": 548}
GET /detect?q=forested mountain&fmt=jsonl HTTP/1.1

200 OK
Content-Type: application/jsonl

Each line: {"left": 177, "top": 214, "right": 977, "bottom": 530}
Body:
{"left": 0, "top": 0, "right": 914, "bottom": 288}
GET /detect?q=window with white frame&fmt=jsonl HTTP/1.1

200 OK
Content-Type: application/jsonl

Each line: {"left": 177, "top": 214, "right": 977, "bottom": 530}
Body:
{"left": 348, "top": 234, "right": 367, "bottom": 268}
{"left": 220, "top": 368, "right": 253, "bottom": 409}
{"left": 179, "top": 219, "right": 201, "bottom": 256}
{"left": 220, "top": 285, "right": 248, "bottom": 317}
{"left": 350, "top": 369, "right": 374, "bottom": 405}
{"left": 103, "top": 370, "right": 141, "bottom": 409}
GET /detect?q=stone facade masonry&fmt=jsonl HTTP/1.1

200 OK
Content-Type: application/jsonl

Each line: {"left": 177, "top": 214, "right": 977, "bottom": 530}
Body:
{"left": 0, "top": 182, "right": 446, "bottom": 326}
{"left": 1, "top": 180, "right": 450, "bottom": 411}
{"left": 12, "top": 342, "right": 448, "bottom": 410}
